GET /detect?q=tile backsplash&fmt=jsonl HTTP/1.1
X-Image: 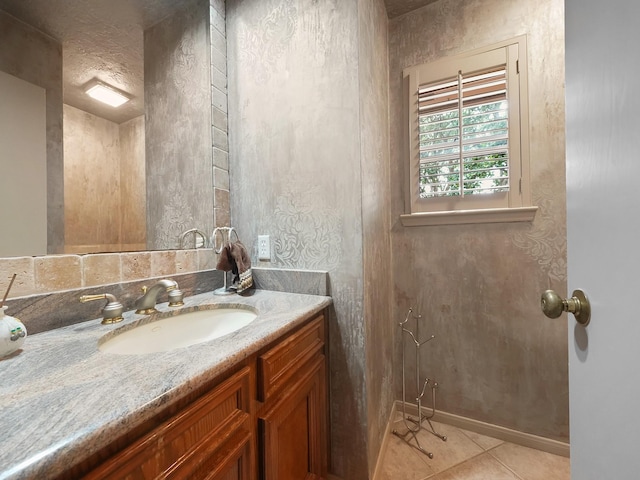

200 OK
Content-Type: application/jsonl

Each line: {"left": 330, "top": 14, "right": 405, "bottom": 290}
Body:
{"left": 0, "top": 249, "right": 329, "bottom": 336}
{"left": 0, "top": 249, "right": 216, "bottom": 299}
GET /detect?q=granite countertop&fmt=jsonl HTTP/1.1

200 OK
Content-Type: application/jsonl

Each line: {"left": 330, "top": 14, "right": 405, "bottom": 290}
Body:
{"left": 0, "top": 289, "right": 332, "bottom": 480}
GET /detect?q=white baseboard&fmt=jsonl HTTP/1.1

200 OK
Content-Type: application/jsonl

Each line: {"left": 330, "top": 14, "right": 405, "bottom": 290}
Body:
{"left": 393, "top": 400, "right": 570, "bottom": 458}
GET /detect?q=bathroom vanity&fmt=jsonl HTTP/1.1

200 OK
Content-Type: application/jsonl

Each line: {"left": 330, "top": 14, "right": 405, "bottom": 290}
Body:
{"left": 0, "top": 289, "right": 331, "bottom": 480}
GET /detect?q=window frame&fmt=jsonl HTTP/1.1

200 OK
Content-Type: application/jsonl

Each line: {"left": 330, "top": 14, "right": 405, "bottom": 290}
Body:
{"left": 401, "top": 35, "right": 537, "bottom": 226}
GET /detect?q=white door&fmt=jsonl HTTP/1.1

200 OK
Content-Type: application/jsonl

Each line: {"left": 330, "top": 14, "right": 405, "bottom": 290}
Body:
{"left": 565, "top": 0, "right": 640, "bottom": 478}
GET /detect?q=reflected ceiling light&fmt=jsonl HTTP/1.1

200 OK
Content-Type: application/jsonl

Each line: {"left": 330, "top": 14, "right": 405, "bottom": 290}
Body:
{"left": 85, "top": 82, "right": 130, "bottom": 107}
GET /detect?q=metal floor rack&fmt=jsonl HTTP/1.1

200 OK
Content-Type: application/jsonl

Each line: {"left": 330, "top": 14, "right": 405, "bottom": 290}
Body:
{"left": 392, "top": 308, "right": 447, "bottom": 458}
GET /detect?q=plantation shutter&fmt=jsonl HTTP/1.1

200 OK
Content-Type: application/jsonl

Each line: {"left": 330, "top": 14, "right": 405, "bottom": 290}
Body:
{"left": 417, "top": 67, "right": 509, "bottom": 198}
{"left": 401, "top": 37, "right": 534, "bottom": 225}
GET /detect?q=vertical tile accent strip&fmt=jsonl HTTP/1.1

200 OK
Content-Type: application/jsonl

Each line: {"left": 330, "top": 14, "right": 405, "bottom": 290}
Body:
{"left": 210, "top": 1, "right": 230, "bottom": 230}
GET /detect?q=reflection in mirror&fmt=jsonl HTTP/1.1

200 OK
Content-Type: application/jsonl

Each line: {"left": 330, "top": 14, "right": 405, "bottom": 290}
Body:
{"left": 0, "top": 71, "right": 47, "bottom": 256}
{"left": 0, "top": 0, "right": 216, "bottom": 257}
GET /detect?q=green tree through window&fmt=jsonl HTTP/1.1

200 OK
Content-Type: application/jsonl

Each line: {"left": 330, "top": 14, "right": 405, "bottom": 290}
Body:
{"left": 419, "top": 94, "right": 509, "bottom": 198}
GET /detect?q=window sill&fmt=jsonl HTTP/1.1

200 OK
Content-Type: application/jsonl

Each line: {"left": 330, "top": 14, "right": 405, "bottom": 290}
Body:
{"left": 400, "top": 206, "right": 538, "bottom": 227}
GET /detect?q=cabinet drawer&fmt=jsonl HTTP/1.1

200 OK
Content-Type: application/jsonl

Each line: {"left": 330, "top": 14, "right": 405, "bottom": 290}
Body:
{"left": 84, "top": 366, "right": 252, "bottom": 480}
{"left": 167, "top": 423, "right": 253, "bottom": 480}
{"left": 258, "top": 315, "right": 324, "bottom": 402}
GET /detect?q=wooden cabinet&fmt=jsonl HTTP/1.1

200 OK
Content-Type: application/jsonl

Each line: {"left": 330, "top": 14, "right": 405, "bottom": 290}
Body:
{"left": 84, "top": 367, "right": 254, "bottom": 480}
{"left": 80, "top": 313, "right": 327, "bottom": 480}
{"left": 257, "top": 316, "right": 327, "bottom": 480}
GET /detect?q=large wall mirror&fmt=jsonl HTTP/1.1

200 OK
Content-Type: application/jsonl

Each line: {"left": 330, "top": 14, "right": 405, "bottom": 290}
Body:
{"left": 0, "top": 0, "right": 215, "bottom": 257}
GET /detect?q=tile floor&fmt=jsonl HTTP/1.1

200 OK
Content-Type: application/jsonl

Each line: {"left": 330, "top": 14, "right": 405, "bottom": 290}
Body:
{"left": 377, "top": 417, "right": 570, "bottom": 480}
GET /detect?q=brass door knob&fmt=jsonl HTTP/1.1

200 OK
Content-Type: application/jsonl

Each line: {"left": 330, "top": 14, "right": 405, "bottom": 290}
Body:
{"left": 541, "top": 289, "right": 591, "bottom": 326}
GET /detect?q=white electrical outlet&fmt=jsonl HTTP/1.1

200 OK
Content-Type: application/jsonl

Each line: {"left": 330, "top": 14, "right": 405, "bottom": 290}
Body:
{"left": 258, "top": 235, "right": 270, "bottom": 260}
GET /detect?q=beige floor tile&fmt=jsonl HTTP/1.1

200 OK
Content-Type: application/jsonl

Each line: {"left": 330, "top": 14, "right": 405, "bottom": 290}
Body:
{"left": 377, "top": 414, "right": 570, "bottom": 480}
{"left": 489, "top": 442, "right": 570, "bottom": 480}
{"left": 427, "top": 452, "right": 524, "bottom": 480}
{"left": 409, "top": 420, "right": 486, "bottom": 475}
{"left": 377, "top": 433, "right": 436, "bottom": 480}
{"left": 459, "top": 428, "right": 505, "bottom": 451}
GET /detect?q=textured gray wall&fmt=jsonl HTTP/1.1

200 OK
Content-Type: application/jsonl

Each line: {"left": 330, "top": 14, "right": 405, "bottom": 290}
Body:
{"left": 358, "top": 0, "right": 393, "bottom": 476}
{"left": 389, "top": 0, "right": 568, "bottom": 442}
{"left": 0, "top": 11, "right": 64, "bottom": 254}
{"left": 145, "top": 0, "right": 214, "bottom": 249}
{"left": 227, "top": 0, "right": 393, "bottom": 477}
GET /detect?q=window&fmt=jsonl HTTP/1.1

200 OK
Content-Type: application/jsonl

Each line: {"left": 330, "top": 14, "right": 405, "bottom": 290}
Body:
{"left": 401, "top": 36, "right": 537, "bottom": 226}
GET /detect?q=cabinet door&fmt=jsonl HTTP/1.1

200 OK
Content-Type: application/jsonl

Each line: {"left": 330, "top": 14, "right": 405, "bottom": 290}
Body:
{"left": 259, "top": 355, "right": 327, "bottom": 480}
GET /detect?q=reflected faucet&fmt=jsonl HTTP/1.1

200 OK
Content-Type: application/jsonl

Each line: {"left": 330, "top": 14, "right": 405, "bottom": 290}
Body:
{"left": 135, "top": 279, "right": 178, "bottom": 315}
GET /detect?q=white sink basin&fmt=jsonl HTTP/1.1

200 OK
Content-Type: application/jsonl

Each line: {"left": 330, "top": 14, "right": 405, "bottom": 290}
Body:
{"left": 98, "top": 307, "right": 258, "bottom": 355}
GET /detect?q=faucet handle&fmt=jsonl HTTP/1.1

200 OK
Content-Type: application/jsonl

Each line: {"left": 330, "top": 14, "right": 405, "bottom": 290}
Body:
{"left": 168, "top": 288, "right": 184, "bottom": 307}
{"left": 80, "top": 293, "right": 124, "bottom": 325}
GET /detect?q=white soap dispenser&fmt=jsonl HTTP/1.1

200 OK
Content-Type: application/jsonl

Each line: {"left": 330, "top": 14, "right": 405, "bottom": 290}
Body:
{"left": 0, "top": 274, "right": 26, "bottom": 358}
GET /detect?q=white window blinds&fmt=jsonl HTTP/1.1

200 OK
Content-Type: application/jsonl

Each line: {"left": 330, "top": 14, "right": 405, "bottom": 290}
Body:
{"left": 417, "top": 67, "right": 509, "bottom": 198}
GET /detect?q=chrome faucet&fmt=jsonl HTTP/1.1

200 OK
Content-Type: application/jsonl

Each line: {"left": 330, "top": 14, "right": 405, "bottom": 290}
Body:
{"left": 135, "top": 279, "right": 179, "bottom": 315}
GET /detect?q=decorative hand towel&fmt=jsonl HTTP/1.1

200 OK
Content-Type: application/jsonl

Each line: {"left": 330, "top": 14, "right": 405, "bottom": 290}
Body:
{"left": 228, "top": 241, "right": 253, "bottom": 293}
{"left": 215, "top": 244, "right": 234, "bottom": 272}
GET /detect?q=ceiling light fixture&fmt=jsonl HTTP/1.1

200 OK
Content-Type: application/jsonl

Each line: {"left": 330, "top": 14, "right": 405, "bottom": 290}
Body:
{"left": 85, "top": 82, "right": 130, "bottom": 108}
